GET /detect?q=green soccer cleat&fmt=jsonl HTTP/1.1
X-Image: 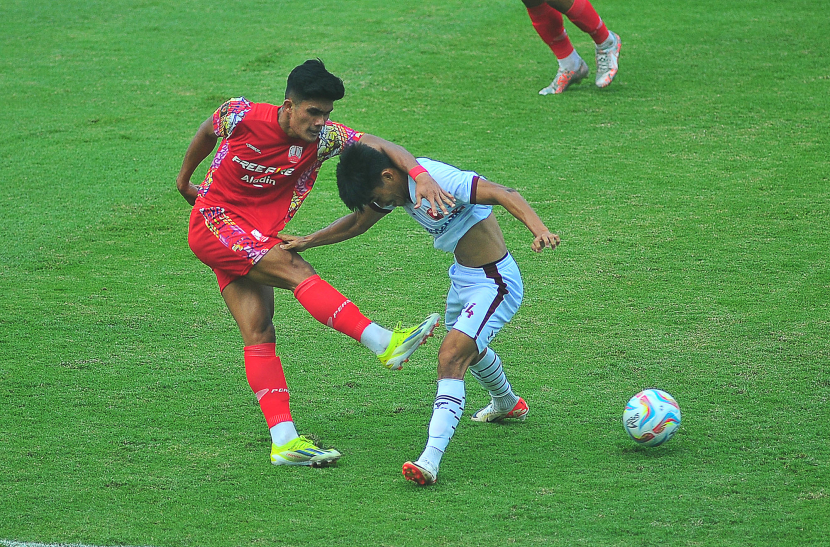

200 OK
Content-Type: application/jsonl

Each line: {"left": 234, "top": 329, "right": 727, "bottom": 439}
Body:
{"left": 270, "top": 436, "right": 341, "bottom": 467}
{"left": 471, "top": 397, "right": 529, "bottom": 423}
{"left": 377, "top": 313, "right": 440, "bottom": 370}
{"left": 402, "top": 459, "right": 439, "bottom": 486}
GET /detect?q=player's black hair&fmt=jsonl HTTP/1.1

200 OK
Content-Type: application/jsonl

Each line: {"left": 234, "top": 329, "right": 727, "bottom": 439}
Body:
{"left": 285, "top": 58, "right": 345, "bottom": 102}
{"left": 336, "top": 142, "right": 394, "bottom": 212}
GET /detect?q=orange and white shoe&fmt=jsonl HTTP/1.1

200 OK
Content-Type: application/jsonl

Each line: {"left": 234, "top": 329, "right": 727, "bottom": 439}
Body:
{"left": 471, "top": 397, "right": 529, "bottom": 423}
{"left": 539, "top": 59, "right": 589, "bottom": 95}
{"left": 402, "top": 459, "right": 439, "bottom": 485}
{"left": 595, "top": 32, "right": 621, "bottom": 88}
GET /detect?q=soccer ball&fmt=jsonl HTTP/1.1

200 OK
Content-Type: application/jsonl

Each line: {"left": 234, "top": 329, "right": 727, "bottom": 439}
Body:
{"left": 622, "top": 389, "right": 681, "bottom": 446}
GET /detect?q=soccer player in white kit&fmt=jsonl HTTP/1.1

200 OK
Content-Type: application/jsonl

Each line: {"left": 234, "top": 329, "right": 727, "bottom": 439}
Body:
{"left": 279, "top": 142, "right": 560, "bottom": 485}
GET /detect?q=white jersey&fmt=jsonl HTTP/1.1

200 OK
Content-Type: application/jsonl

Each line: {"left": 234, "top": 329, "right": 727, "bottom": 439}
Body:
{"left": 373, "top": 158, "right": 492, "bottom": 252}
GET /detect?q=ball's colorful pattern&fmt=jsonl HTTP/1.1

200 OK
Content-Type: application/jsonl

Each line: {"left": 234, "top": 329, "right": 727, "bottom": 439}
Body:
{"left": 623, "top": 389, "right": 681, "bottom": 446}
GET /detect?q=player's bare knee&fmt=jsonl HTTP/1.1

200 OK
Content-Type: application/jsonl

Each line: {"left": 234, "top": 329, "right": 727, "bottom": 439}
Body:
{"left": 279, "top": 249, "right": 314, "bottom": 283}
{"left": 287, "top": 259, "right": 317, "bottom": 289}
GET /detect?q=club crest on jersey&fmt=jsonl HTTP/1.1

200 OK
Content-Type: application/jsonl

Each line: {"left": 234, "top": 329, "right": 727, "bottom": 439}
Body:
{"left": 288, "top": 145, "right": 303, "bottom": 164}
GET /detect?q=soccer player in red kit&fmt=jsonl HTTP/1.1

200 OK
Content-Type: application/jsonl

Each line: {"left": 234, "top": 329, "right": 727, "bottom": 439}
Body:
{"left": 524, "top": 0, "right": 621, "bottom": 94}
{"left": 176, "top": 59, "right": 454, "bottom": 467}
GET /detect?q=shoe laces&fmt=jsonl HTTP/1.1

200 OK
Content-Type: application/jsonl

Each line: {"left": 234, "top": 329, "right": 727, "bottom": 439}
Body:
{"left": 294, "top": 435, "right": 317, "bottom": 449}
{"left": 596, "top": 38, "right": 617, "bottom": 74}
{"left": 596, "top": 53, "right": 611, "bottom": 75}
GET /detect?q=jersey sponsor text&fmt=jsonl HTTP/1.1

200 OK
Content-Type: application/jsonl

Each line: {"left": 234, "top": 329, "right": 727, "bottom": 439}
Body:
{"left": 233, "top": 155, "right": 280, "bottom": 174}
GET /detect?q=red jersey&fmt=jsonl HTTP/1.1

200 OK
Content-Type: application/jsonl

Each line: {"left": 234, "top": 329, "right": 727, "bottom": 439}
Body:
{"left": 196, "top": 97, "right": 363, "bottom": 236}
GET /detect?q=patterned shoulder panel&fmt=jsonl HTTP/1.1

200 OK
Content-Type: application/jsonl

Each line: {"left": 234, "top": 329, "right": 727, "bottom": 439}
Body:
{"left": 213, "top": 97, "right": 252, "bottom": 138}
{"left": 317, "top": 121, "right": 363, "bottom": 161}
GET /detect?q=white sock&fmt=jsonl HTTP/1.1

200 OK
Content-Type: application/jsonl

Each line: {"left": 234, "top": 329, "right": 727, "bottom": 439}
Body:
{"left": 419, "top": 379, "right": 465, "bottom": 466}
{"left": 270, "top": 421, "right": 299, "bottom": 446}
{"left": 597, "top": 32, "right": 616, "bottom": 50}
{"left": 469, "top": 348, "right": 519, "bottom": 412}
{"left": 360, "top": 322, "right": 393, "bottom": 355}
{"left": 558, "top": 50, "right": 583, "bottom": 72}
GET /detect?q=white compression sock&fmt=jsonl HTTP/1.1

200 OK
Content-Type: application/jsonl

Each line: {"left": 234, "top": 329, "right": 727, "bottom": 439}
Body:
{"left": 360, "top": 322, "right": 393, "bottom": 355}
{"left": 558, "top": 49, "right": 583, "bottom": 72}
{"left": 597, "top": 32, "right": 616, "bottom": 50}
{"left": 419, "top": 379, "right": 466, "bottom": 466}
{"left": 270, "top": 421, "right": 299, "bottom": 446}
{"left": 468, "top": 348, "right": 519, "bottom": 412}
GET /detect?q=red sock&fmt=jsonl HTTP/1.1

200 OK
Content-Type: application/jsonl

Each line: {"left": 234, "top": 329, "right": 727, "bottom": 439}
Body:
{"left": 244, "top": 343, "right": 291, "bottom": 427}
{"left": 565, "top": 0, "right": 610, "bottom": 45}
{"left": 294, "top": 275, "right": 372, "bottom": 341}
{"left": 527, "top": 3, "right": 574, "bottom": 59}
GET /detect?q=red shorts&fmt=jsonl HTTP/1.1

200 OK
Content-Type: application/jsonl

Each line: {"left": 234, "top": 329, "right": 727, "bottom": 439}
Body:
{"left": 188, "top": 206, "right": 282, "bottom": 292}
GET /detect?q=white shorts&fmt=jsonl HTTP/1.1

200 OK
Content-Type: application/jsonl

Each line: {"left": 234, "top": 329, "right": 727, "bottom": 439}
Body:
{"left": 445, "top": 252, "right": 524, "bottom": 353}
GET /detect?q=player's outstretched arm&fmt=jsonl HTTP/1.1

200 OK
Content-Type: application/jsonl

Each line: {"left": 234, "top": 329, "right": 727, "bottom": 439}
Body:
{"left": 176, "top": 117, "right": 218, "bottom": 206}
{"left": 359, "top": 134, "right": 455, "bottom": 215}
{"left": 475, "top": 178, "right": 560, "bottom": 253}
{"left": 279, "top": 207, "right": 387, "bottom": 252}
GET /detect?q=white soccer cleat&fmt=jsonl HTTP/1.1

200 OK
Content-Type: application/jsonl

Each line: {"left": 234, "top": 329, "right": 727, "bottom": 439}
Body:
{"left": 471, "top": 397, "right": 529, "bottom": 423}
{"left": 539, "top": 59, "right": 589, "bottom": 95}
{"left": 402, "top": 459, "right": 439, "bottom": 485}
{"left": 595, "top": 32, "right": 621, "bottom": 88}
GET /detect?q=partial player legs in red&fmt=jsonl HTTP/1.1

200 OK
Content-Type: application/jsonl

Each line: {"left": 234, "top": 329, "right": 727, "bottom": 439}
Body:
{"left": 524, "top": 0, "right": 621, "bottom": 93}
{"left": 228, "top": 272, "right": 438, "bottom": 466}
{"left": 244, "top": 343, "right": 341, "bottom": 466}
{"left": 564, "top": 0, "right": 609, "bottom": 45}
{"left": 244, "top": 343, "right": 292, "bottom": 429}
{"left": 294, "top": 273, "right": 440, "bottom": 370}
{"left": 294, "top": 274, "right": 372, "bottom": 341}
{"left": 527, "top": 3, "right": 574, "bottom": 59}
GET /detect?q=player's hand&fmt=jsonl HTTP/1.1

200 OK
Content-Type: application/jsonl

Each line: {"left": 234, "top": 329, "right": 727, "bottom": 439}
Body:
{"left": 278, "top": 233, "right": 310, "bottom": 252}
{"left": 176, "top": 179, "right": 200, "bottom": 206}
{"left": 413, "top": 173, "right": 455, "bottom": 216}
{"left": 532, "top": 231, "right": 560, "bottom": 253}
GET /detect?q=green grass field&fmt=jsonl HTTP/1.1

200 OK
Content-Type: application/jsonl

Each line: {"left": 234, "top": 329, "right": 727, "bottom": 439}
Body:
{"left": 2, "top": 0, "right": 828, "bottom": 545}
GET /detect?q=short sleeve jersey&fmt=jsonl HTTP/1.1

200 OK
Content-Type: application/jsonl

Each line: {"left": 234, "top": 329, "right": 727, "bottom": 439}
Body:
{"left": 197, "top": 97, "right": 363, "bottom": 235}
{"left": 374, "top": 158, "right": 492, "bottom": 252}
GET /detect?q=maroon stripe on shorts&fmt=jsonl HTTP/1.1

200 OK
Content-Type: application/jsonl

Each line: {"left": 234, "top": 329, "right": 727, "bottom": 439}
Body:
{"left": 475, "top": 258, "right": 509, "bottom": 338}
